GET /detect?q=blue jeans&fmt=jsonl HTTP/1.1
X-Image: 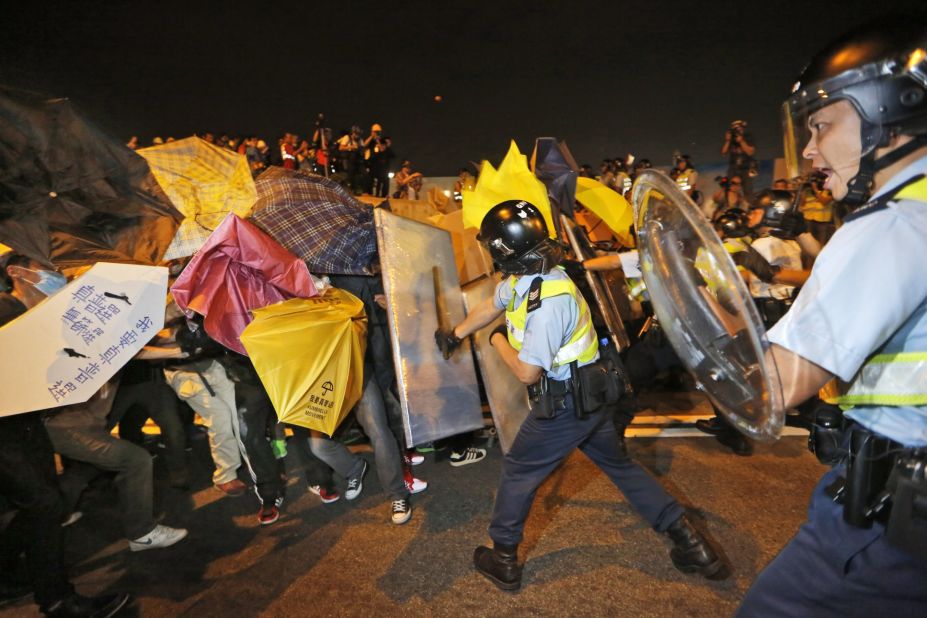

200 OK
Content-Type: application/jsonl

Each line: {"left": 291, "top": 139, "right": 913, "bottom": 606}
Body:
{"left": 489, "top": 395, "right": 683, "bottom": 546}
{"left": 309, "top": 379, "right": 407, "bottom": 499}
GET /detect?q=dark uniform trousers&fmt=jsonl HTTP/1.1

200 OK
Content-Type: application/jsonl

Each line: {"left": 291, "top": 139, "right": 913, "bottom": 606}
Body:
{"left": 489, "top": 393, "right": 684, "bottom": 546}
{"left": 738, "top": 464, "right": 927, "bottom": 617}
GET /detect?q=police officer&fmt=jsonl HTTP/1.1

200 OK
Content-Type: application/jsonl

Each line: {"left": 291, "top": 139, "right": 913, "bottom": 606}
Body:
{"left": 736, "top": 16, "right": 927, "bottom": 615}
{"left": 435, "top": 200, "right": 723, "bottom": 591}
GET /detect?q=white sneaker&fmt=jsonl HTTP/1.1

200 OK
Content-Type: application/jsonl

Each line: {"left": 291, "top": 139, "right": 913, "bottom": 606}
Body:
{"left": 129, "top": 524, "right": 188, "bottom": 552}
{"left": 391, "top": 498, "right": 412, "bottom": 525}
{"left": 345, "top": 460, "right": 368, "bottom": 501}
{"left": 449, "top": 447, "right": 487, "bottom": 467}
{"left": 405, "top": 476, "right": 428, "bottom": 494}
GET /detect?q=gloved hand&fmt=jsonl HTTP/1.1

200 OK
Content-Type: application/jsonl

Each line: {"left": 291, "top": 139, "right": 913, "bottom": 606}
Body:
{"left": 732, "top": 244, "right": 779, "bottom": 283}
{"left": 435, "top": 327, "right": 462, "bottom": 360}
{"left": 489, "top": 324, "right": 508, "bottom": 346}
{"left": 772, "top": 211, "right": 807, "bottom": 239}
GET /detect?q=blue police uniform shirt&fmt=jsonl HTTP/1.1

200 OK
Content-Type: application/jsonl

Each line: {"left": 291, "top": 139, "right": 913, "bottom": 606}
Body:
{"left": 493, "top": 268, "right": 599, "bottom": 381}
{"left": 768, "top": 155, "right": 927, "bottom": 447}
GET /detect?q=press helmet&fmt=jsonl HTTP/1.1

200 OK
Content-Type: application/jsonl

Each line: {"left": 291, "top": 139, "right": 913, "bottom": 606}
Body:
{"left": 783, "top": 15, "right": 927, "bottom": 205}
{"left": 478, "top": 200, "right": 562, "bottom": 276}
{"left": 751, "top": 189, "right": 797, "bottom": 234}
{"left": 714, "top": 209, "right": 751, "bottom": 239}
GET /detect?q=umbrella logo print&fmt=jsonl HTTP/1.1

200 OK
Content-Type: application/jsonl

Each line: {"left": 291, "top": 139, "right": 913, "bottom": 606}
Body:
{"left": 321, "top": 380, "right": 334, "bottom": 396}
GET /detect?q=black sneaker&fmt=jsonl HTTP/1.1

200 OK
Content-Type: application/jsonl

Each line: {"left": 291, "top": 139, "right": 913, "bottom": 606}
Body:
{"left": 345, "top": 460, "right": 368, "bottom": 501}
{"left": 43, "top": 591, "right": 131, "bottom": 618}
{"left": 391, "top": 498, "right": 412, "bottom": 525}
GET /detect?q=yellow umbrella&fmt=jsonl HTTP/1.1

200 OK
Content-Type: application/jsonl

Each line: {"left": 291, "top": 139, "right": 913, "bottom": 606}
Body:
{"left": 137, "top": 137, "right": 257, "bottom": 259}
{"left": 575, "top": 176, "right": 635, "bottom": 247}
{"left": 239, "top": 289, "right": 367, "bottom": 435}
{"left": 461, "top": 140, "right": 555, "bottom": 237}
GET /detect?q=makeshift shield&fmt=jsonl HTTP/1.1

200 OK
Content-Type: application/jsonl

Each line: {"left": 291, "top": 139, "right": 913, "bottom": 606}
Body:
{"left": 560, "top": 215, "right": 631, "bottom": 351}
{"left": 137, "top": 137, "right": 257, "bottom": 260}
{"left": 375, "top": 208, "right": 483, "bottom": 447}
{"left": 0, "top": 263, "right": 167, "bottom": 416}
{"left": 170, "top": 214, "right": 317, "bottom": 355}
{"left": 240, "top": 289, "right": 367, "bottom": 436}
{"left": 461, "top": 275, "right": 528, "bottom": 453}
{"left": 631, "top": 170, "right": 784, "bottom": 441}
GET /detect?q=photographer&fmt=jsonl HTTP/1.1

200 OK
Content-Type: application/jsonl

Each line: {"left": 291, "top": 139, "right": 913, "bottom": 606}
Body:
{"left": 364, "top": 124, "right": 391, "bottom": 197}
{"left": 721, "top": 120, "right": 756, "bottom": 196}
{"left": 704, "top": 174, "right": 748, "bottom": 221}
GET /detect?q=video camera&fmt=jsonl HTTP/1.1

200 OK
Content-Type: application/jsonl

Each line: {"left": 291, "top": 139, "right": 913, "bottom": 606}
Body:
{"left": 715, "top": 175, "right": 732, "bottom": 189}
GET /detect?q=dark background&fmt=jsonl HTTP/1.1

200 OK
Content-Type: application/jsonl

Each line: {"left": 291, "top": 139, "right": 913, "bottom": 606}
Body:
{"left": 2, "top": 1, "right": 923, "bottom": 175}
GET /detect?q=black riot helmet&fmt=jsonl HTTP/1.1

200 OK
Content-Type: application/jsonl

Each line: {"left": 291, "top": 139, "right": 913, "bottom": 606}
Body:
{"left": 714, "top": 209, "right": 751, "bottom": 239}
{"left": 478, "top": 200, "right": 563, "bottom": 276}
{"left": 783, "top": 15, "right": 927, "bottom": 206}
{"left": 751, "top": 189, "right": 796, "bottom": 233}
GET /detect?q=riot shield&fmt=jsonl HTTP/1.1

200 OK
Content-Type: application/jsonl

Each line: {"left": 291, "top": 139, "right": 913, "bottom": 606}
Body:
{"left": 630, "top": 170, "right": 784, "bottom": 441}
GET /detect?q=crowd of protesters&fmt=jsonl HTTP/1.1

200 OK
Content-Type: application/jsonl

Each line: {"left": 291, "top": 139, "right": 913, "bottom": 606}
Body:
{"left": 125, "top": 121, "right": 433, "bottom": 200}
{"left": 2, "top": 116, "right": 840, "bottom": 616}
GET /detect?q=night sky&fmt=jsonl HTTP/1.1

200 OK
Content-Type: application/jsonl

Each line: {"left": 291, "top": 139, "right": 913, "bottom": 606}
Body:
{"left": 2, "top": 1, "right": 923, "bottom": 175}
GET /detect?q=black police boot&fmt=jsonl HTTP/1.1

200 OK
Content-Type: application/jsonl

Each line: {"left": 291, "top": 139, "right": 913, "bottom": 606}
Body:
{"left": 473, "top": 543, "right": 522, "bottom": 591}
{"left": 665, "top": 516, "right": 725, "bottom": 579}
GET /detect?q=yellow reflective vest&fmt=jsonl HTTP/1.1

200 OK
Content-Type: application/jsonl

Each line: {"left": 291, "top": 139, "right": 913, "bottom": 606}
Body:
{"left": 821, "top": 175, "right": 927, "bottom": 408}
{"left": 504, "top": 275, "right": 599, "bottom": 368}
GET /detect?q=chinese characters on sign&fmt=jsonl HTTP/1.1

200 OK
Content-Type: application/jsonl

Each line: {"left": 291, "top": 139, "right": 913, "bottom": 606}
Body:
{"left": 47, "top": 283, "right": 154, "bottom": 404}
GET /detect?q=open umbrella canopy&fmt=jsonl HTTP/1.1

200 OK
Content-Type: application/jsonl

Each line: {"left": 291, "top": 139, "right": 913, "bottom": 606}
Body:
{"left": 460, "top": 140, "right": 554, "bottom": 236}
{"left": 0, "top": 87, "right": 182, "bottom": 271}
{"left": 137, "top": 137, "right": 257, "bottom": 260}
{"left": 575, "top": 176, "right": 635, "bottom": 247}
{"left": 0, "top": 262, "right": 168, "bottom": 416}
{"left": 250, "top": 167, "right": 377, "bottom": 275}
{"left": 531, "top": 137, "right": 579, "bottom": 224}
{"left": 170, "top": 213, "right": 317, "bottom": 355}
{"left": 240, "top": 289, "right": 367, "bottom": 436}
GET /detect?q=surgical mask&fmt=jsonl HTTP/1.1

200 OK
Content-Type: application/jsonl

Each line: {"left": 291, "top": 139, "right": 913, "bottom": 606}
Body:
{"left": 32, "top": 270, "right": 67, "bottom": 296}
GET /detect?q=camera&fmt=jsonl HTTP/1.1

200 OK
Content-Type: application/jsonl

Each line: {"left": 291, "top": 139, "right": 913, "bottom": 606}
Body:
{"left": 715, "top": 175, "right": 731, "bottom": 189}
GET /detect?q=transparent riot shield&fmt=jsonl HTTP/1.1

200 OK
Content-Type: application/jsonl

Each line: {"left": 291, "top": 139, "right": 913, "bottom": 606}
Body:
{"left": 630, "top": 170, "right": 784, "bottom": 441}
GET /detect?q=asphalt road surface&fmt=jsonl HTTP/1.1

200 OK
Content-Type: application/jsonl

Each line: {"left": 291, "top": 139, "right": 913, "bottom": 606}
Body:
{"left": 2, "top": 393, "right": 825, "bottom": 617}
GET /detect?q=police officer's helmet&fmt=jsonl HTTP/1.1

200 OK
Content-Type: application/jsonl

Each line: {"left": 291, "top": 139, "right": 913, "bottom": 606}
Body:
{"left": 784, "top": 16, "right": 927, "bottom": 204}
{"left": 478, "top": 200, "right": 563, "bottom": 276}
{"left": 752, "top": 189, "right": 795, "bottom": 232}
{"left": 714, "top": 209, "right": 750, "bottom": 238}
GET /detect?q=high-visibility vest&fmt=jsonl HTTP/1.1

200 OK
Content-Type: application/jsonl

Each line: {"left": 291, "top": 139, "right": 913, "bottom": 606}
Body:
{"left": 820, "top": 174, "right": 927, "bottom": 408}
{"left": 824, "top": 352, "right": 927, "bottom": 407}
{"left": 504, "top": 274, "right": 599, "bottom": 368}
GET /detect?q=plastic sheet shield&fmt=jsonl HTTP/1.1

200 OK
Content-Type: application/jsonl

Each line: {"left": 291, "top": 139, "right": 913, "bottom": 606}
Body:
{"left": 374, "top": 209, "right": 483, "bottom": 447}
{"left": 631, "top": 170, "right": 784, "bottom": 441}
{"left": 462, "top": 275, "right": 529, "bottom": 453}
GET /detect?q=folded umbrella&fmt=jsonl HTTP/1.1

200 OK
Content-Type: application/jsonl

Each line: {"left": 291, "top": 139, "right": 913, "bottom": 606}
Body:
{"left": 250, "top": 167, "right": 377, "bottom": 275}
{"left": 137, "top": 137, "right": 257, "bottom": 260}
{"left": 170, "top": 213, "right": 317, "bottom": 355}
{"left": 240, "top": 289, "right": 367, "bottom": 436}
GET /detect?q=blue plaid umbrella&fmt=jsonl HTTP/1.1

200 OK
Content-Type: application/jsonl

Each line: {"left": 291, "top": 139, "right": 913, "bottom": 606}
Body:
{"left": 249, "top": 168, "right": 377, "bottom": 275}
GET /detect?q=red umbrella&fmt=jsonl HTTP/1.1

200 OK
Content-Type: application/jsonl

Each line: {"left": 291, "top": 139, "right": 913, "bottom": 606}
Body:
{"left": 170, "top": 214, "right": 317, "bottom": 355}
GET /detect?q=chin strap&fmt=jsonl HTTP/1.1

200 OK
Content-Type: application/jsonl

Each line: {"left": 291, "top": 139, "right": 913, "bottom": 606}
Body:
{"left": 844, "top": 133, "right": 927, "bottom": 207}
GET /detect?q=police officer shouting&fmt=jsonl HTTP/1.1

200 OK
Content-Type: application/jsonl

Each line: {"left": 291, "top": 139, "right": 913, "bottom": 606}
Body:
{"left": 436, "top": 200, "right": 723, "bottom": 591}
{"left": 736, "top": 16, "right": 927, "bottom": 615}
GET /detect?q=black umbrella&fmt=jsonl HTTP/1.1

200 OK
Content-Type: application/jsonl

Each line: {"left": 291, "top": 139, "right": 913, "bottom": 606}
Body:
{"left": 531, "top": 137, "right": 579, "bottom": 238}
{"left": 0, "top": 86, "right": 182, "bottom": 270}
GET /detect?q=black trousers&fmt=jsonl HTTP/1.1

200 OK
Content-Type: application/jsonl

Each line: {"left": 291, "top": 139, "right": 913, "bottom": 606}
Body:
{"left": 0, "top": 413, "right": 72, "bottom": 607}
